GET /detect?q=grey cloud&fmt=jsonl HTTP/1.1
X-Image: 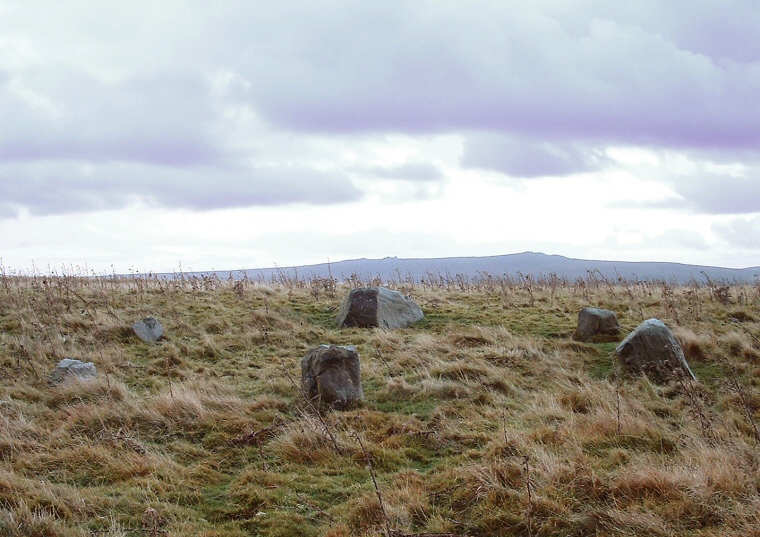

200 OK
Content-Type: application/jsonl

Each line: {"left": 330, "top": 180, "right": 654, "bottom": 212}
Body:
{"left": 572, "top": 1, "right": 760, "bottom": 64}
{"left": 608, "top": 197, "right": 689, "bottom": 212}
{"left": 713, "top": 216, "right": 760, "bottom": 249}
{"left": 163, "top": 167, "right": 363, "bottom": 209}
{"left": 460, "top": 134, "right": 607, "bottom": 177}
{"left": 0, "top": 163, "right": 362, "bottom": 218}
{"left": 668, "top": 172, "right": 760, "bottom": 215}
{"left": 0, "top": 65, "right": 219, "bottom": 166}
{"left": 613, "top": 171, "right": 760, "bottom": 216}
{"left": 651, "top": 229, "right": 711, "bottom": 251}
{"left": 359, "top": 161, "right": 444, "bottom": 182}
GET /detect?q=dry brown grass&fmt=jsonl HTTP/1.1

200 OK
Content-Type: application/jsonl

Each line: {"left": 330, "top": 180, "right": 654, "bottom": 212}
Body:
{"left": 0, "top": 269, "right": 759, "bottom": 535}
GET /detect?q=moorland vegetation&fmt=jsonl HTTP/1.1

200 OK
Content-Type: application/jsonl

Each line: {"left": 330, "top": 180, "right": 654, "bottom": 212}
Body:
{"left": 0, "top": 266, "right": 759, "bottom": 536}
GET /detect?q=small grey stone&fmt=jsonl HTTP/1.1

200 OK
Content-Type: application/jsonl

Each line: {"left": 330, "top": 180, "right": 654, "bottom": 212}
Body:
{"left": 48, "top": 358, "right": 97, "bottom": 387}
{"left": 133, "top": 317, "right": 164, "bottom": 343}
{"left": 574, "top": 307, "right": 621, "bottom": 342}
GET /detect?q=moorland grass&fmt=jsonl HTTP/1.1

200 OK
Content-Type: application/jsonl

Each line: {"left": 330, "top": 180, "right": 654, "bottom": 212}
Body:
{"left": 0, "top": 268, "right": 759, "bottom": 536}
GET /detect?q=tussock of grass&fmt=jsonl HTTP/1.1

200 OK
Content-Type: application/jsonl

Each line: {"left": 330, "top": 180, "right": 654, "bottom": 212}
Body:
{"left": 1, "top": 271, "right": 759, "bottom": 535}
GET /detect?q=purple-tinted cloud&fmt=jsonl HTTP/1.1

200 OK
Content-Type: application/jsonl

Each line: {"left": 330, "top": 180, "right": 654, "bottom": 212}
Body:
{"left": 3, "top": 1, "right": 760, "bottom": 221}
{"left": 6, "top": 2, "right": 760, "bottom": 155}
{"left": 221, "top": 3, "right": 760, "bottom": 152}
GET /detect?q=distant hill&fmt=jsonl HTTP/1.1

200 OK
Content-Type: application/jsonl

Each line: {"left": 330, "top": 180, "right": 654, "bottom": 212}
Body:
{"left": 198, "top": 252, "right": 760, "bottom": 284}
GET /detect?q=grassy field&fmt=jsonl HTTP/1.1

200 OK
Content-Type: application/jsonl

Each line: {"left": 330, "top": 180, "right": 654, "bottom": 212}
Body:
{"left": 0, "top": 267, "right": 759, "bottom": 536}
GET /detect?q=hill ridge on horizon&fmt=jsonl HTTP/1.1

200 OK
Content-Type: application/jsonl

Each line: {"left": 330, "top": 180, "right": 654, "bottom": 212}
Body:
{"left": 192, "top": 252, "right": 760, "bottom": 284}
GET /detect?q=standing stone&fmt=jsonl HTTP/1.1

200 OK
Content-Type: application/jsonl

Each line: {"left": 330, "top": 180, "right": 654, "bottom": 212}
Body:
{"left": 615, "top": 319, "right": 696, "bottom": 382}
{"left": 133, "top": 317, "right": 164, "bottom": 343}
{"left": 48, "top": 358, "right": 97, "bottom": 386}
{"left": 337, "top": 287, "right": 424, "bottom": 329}
{"left": 574, "top": 307, "right": 621, "bottom": 342}
{"left": 301, "top": 345, "right": 363, "bottom": 410}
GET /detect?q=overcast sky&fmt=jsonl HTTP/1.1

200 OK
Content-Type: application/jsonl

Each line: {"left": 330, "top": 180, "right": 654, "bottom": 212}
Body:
{"left": 2, "top": 1, "right": 760, "bottom": 274}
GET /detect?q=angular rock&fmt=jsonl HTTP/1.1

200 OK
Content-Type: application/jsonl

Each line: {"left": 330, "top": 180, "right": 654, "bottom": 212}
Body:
{"left": 48, "top": 358, "right": 97, "bottom": 386}
{"left": 574, "top": 307, "right": 621, "bottom": 342}
{"left": 301, "top": 345, "right": 363, "bottom": 410}
{"left": 133, "top": 317, "right": 164, "bottom": 343}
{"left": 337, "top": 286, "right": 424, "bottom": 329}
{"left": 615, "top": 318, "right": 696, "bottom": 382}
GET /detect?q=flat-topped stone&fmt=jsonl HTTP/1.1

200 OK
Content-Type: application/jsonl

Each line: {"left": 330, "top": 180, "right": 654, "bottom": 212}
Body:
{"left": 48, "top": 358, "right": 97, "bottom": 386}
{"left": 574, "top": 307, "right": 621, "bottom": 342}
{"left": 337, "top": 287, "right": 424, "bottom": 329}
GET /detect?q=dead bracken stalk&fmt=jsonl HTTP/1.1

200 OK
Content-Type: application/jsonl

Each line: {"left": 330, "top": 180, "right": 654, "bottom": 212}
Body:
{"left": 616, "top": 382, "right": 622, "bottom": 436}
{"left": 230, "top": 417, "right": 286, "bottom": 447}
{"left": 297, "top": 494, "right": 337, "bottom": 524}
{"left": 523, "top": 455, "right": 534, "bottom": 537}
{"left": 720, "top": 354, "right": 760, "bottom": 443}
{"left": 676, "top": 372, "right": 713, "bottom": 441}
{"left": 517, "top": 272, "right": 535, "bottom": 307}
{"left": 393, "top": 533, "right": 472, "bottom": 537}
{"left": 731, "top": 317, "right": 760, "bottom": 348}
{"left": 141, "top": 507, "right": 166, "bottom": 536}
{"left": 280, "top": 364, "right": 344, "bottom": 455}
{"left": 351, "top": 430, "right": 393, "bottom": 537}
{"left": 259, "top": 444, "right": 269, "bottom": 472}
{"left": 15, "top": 340, "right": 39, "bottom": 381}
{"left": 165, "top": 352, "right": 173, "bottom": 399}
{"left": 376, "top": 346, "right": 394, "bottom": 376}
{"left": 727, "top": 375, "right": 760, "bottom": 443}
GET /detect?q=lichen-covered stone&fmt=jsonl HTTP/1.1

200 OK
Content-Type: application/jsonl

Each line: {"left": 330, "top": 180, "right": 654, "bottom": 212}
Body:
{"left": 615, "top": 318, "right": 695, "bottom": 382}
{"left": 48, "top": 358, "right": 97, "bottom": 386}
{"left": 133, "top": 317, "right": 164, "bottom": 343}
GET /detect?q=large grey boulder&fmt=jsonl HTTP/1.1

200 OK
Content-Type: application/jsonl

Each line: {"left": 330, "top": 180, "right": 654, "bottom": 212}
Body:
{"left": 133, "top": 317, "right": 164, "bottom": 343}
{"left": 301, "top": 345, "right": 363, "bottom": 410}
{"left": 337, "top": 287, "right": 424, "bottom": 329}
{"left": 574, "top": 307, "right": 621, "bottom": 342}
{"left": 615, "top": 319, "right": 696, "bottom": 382}
{"left": 48, "top": 358, "right": 97, "bottom": 386}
